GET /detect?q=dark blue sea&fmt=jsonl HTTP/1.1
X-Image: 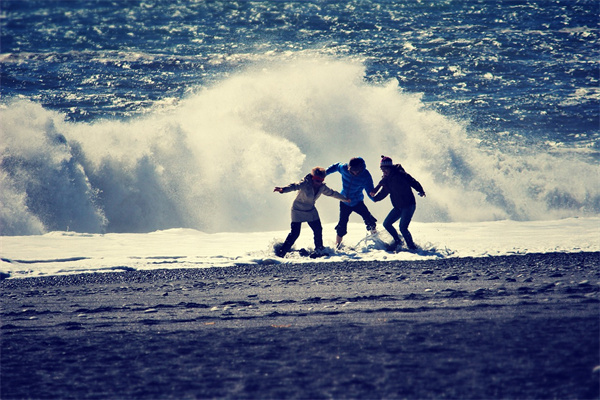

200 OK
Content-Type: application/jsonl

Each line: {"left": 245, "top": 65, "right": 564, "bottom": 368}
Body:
{"left": 1, "top": 0, "right": 598, "bottom": 235}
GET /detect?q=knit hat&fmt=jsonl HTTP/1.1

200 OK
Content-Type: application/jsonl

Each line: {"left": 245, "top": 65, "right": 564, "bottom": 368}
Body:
{"left": 380, "top": 155, "right": 393, "bottom": 168}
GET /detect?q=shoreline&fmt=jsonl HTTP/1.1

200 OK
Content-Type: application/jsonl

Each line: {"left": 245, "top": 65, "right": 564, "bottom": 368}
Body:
{"left": 2, "top": 251, "right": 599, "bottom": 399}
{"left": 3, "top": 250, "right": 599, "bottom": 285}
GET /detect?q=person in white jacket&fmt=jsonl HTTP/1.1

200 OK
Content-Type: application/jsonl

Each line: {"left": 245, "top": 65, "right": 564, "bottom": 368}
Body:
{"left": 274, "top": 167, "right": 349, "bottom": 257}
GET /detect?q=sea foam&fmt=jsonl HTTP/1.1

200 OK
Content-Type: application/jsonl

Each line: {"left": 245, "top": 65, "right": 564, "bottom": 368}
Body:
{"left": 1, "top": 56, "right": 599, "bottom": 235}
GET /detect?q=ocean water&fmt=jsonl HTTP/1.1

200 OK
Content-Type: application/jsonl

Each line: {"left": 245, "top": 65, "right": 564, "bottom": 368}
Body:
{"left": 1, "top": 0, "right": 599, "bottom": 236}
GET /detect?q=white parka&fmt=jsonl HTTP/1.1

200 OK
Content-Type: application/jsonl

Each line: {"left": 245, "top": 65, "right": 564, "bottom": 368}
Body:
{"left": 281, "top": 174, "right": 347, "bottom": 223}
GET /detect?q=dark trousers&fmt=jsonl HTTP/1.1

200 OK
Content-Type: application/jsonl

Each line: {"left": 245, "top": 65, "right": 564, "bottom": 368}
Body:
{"left": 281, "top": 219, "right": 323, "bottom": 253}
{"left": 383, "top": 204, "right": 416, "bottom": 249}
{"left": 335, "top": 201, "right": 377, "bottom": 237}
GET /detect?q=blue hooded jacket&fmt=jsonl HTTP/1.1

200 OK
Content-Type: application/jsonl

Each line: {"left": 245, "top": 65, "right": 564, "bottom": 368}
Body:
{"left": 326, "top": 158, "right": 375, "bottom": 207}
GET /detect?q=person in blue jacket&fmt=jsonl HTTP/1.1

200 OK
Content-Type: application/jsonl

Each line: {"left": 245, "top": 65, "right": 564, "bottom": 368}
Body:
{"left": 326, "top": 157, "right": 377, "bottom": 248}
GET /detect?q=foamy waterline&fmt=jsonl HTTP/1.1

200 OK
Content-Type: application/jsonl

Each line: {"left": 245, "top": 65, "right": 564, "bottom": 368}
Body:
{"left": 1, "top": 219, "right": 599, "bottom": 279}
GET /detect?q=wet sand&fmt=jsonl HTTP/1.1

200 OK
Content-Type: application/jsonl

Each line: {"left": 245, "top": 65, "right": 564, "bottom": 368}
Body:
{"left": 2, "top": 252, "right": 599, "bottom": 399}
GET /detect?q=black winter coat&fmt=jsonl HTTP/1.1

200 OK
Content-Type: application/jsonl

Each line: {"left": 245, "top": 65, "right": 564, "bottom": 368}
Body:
{"left": 373, "top": 164, "right": 425, "bottom": 209}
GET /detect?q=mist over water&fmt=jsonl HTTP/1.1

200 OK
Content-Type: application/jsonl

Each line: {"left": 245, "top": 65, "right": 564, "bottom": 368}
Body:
{"left": 1, "top": 57, "right": 599, "bottom": 235}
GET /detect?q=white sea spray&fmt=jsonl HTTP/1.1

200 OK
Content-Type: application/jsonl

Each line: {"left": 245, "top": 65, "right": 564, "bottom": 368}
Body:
{"left": 1, "top": 57, "right": 598, "bottom": 235}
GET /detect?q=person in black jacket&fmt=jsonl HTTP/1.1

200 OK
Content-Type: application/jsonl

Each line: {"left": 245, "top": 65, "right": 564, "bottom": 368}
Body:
{"left": 371, "top": 156, "right": 426, "bottom": 251}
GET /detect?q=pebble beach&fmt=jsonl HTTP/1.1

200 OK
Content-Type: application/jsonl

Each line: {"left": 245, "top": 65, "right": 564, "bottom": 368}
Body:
{"left": 2, "top": 251, "right": 599, "bottom": 399}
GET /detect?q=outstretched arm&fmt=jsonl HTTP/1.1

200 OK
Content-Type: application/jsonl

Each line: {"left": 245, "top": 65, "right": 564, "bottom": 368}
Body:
{"left": 325, "top": 163, "right": 341, "bottom": 176}
{"left": 274, "top": 182, "right": 301, "bottom": 194}
{"left": 321, "top": 185, "right": 350, "bottom": 203}
{"left": 369, "top": 183, "right": 383, "bottom": 197}
{"left": 372, "top": 185, "right": 389, "bottom": 202}
{"left": 364, "top": 171, "right": 377, "bottom": 201}
{"left": 408, "top": 174, "right": 426, "bottom": 197}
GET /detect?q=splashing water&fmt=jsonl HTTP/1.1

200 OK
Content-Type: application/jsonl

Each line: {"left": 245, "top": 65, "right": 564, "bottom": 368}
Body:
{"left": 1, "top": 57, "right": 598, "bottom": 235}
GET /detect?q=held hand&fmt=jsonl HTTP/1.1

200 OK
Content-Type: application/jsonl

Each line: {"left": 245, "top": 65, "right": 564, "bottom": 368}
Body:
{"left": 343, "top": 198, "right": 351, "bottom": 203}
{"left": 274, "top": 187, "right": 284, "bottom": 193}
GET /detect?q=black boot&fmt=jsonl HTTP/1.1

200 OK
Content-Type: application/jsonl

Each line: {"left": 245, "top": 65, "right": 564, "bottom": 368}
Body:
{"left": 276, "top": 247, "right": 288, "bottom": 257}
{"left": 386, "top": 238, "right": 403, "bottom": 252}
{"left": 275, "top": 241, "right": 292, "bottom": 257}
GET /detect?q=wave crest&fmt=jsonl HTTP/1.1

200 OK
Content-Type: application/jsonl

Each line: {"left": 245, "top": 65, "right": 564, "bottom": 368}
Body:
{"left": 1, "top": 57, "right": 598, "bottom": 235}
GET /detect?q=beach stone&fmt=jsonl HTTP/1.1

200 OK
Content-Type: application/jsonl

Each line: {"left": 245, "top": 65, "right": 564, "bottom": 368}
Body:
{"left": 0, "top": 251, "right": 598, "bottom": 400}
{"left": 472, "top": 288, "right": 491, "bottom": 299}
